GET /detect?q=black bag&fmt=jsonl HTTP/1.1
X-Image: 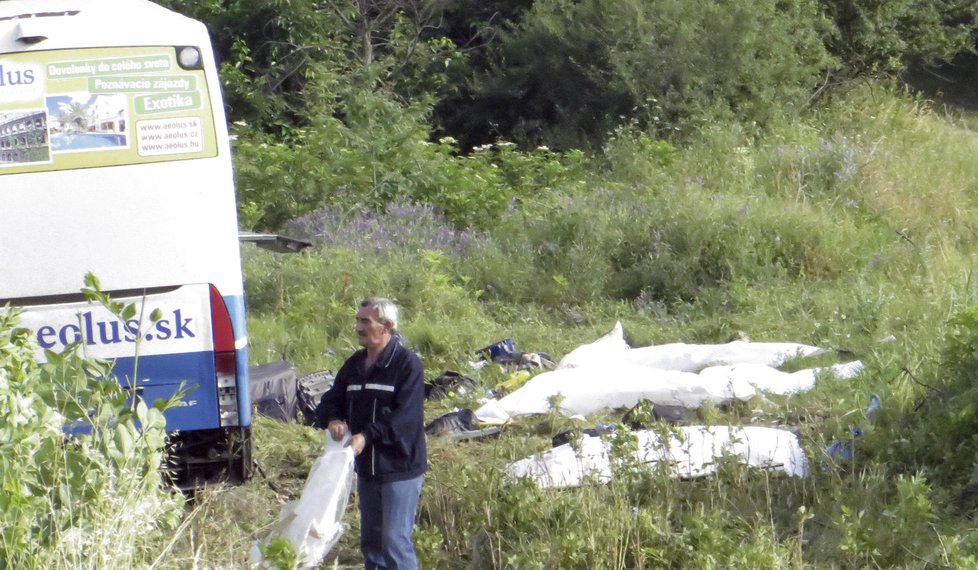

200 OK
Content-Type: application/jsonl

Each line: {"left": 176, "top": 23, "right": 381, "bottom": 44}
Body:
{"left": 249, "top": 361, "right": 299, "bottom": 422}
{"left": 424, "top": 371, "right": 477, "bottom": 400}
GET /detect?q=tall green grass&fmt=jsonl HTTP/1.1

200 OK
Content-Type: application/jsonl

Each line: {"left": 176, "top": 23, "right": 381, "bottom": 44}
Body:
{"left": 226, "top": 85, "right": 978, "bottom": 568}
{"left": 7, "top": 83, "right": 978, "bottom": 568}
{"left": 0, "top": 309, "right": 183, "bottom": 570}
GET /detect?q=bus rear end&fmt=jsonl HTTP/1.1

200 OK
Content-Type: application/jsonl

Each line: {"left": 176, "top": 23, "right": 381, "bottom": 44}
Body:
{"left": 0, "top": 0, "right": 253, "bottom": 487}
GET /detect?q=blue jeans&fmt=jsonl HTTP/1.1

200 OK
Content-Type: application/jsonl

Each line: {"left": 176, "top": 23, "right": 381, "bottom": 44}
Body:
{"left": 358, "top": 474, "right": 424, "bottom": 570}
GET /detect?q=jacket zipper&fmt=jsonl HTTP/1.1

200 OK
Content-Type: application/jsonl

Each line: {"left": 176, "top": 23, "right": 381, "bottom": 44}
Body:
{"left": 371, "top": 399, "right": 377, "bottom": 475}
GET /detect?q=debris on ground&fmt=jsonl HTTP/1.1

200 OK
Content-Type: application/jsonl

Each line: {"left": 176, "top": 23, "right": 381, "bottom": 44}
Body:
{"left": 494, "top": 370, "right": 532, "bottom": 393}
{"left": 506, "top": 425, "right": 809, "bottom": 489}
{"left": 459, "top": 323, "right": 876, "bottom": 490}
{"left": 822, "top": 393, "right": 882, "bottom": 470}
{"left": 622, "top": 400, "right": 696, "bottom": 428}
{"left": 425, "top": 408, "right": 503, "bottom": 441}
{"left": 296, "top": 369, "right": 334, "bottom": 425}
{"left": 473, "top": 322, "right": 863, "bottom": 421}
{"left": 473, "top": 338, "right": 555, "bottom": 372}
{"left": 249, "top": 363, "right": 334, "bottom": 426}
{"left": 551, "top": 423, "right": 616, "bottom": 447}
{"left": 425, "top": 371, "right": 478, "bottom": 400}
{"left": 250, "top": 361, "right": 301, "bottom": 422}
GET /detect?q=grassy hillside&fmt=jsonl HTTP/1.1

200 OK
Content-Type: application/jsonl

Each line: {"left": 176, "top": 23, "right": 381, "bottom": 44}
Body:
{"left": 8, "top": 82, "right": 978, "bottom": 568}
{"left": 149, "top": 84, "right": 978, "bottom": 569}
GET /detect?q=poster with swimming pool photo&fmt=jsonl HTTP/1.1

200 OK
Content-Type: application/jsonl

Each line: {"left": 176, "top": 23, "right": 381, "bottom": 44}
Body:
{"left": 45, "top": 93, "right": 128, "bottom": 153}
{"left": 0, "top": 46, "right": 218, "bottom": 175}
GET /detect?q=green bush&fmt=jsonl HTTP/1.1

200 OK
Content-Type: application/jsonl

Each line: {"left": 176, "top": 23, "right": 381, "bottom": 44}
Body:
{"left": 0, "top": 308, "right": 182, "bottom": 569}
{"left": 467, "top": 0, "right": 835, "bottom": 149}
{"left": 820, "top": 0, "right": 978, "bottom": 78}
{"left": 894, "top": 305, "right": 978, "bottom": 513}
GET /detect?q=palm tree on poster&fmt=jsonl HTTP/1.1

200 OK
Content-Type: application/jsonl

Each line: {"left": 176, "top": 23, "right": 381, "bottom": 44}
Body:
{"left": 58, "top": 101, "right": 89, "bottom": 134}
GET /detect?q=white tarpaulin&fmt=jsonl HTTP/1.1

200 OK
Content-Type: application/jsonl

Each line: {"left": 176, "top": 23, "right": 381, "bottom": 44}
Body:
{"left": 505, "top": 425, "right": 809, "bottom": 489}
{"left": 557, "top": 321, "right": 828, "bottom": 371}
{"left": 474, "top": 323, "right": 861, "bottom": 423}
{"left": 484, "top": 360, "right": 862, "bottom": 417}
{"left": 251, "top": 434, "right": 355, "bottom": 569}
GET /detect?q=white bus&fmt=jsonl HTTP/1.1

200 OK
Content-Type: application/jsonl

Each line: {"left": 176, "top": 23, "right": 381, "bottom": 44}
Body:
{"left": 0, "top": 0, "right": 253, "bottom": 487}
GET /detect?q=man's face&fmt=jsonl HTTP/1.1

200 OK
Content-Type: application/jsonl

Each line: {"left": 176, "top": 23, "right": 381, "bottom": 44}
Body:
{"left": 356, "top": 305, "right": 390, "bottom": 350}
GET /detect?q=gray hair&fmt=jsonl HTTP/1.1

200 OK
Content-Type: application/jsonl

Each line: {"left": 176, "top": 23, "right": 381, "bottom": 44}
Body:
{"left": 360, "top": 297, "right": 399, "bottom": 331}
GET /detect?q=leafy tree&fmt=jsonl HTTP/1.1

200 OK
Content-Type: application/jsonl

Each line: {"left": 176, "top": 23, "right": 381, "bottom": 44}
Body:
{"left": 819, "top": 0, "right": 978, "bottom": 80}
{"left": 322, "top": 0, "right": 446, "bottom": 65}
{"left": 158, "top": 0, "right": 355, "bottom": 134}
{"left": 161, "top": 0, "right": 478, "bottom": 230}
{"left": 58, "top": 101, "right": 89, "bottom": 133}
{"left": 156, "top": 0, "right": 978, "bottom": 232}
{"left": 159, "top": 0, "right": 459, "bottom": 132}
{"left": 436, "top": 0, "right": 978, "bottom": 150}
{"left": 453, "top": 0, "right": 836, "bottom": 150}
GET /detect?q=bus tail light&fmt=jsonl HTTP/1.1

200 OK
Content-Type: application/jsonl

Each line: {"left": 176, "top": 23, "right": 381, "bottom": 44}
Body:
{"left": 210, "top": 284, "right": 240, "bottom": 427}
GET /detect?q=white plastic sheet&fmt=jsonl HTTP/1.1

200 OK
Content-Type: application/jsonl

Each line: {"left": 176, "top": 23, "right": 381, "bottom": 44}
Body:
{"left": 505, "top": 425, "right": 809, "bottom": 489}
{"left": 477, "top": 360, "right": 862, "bottom": 419}
{"left": 471, "top": 398, "right": 512, "bottom": 426}
{"left": 251, "top": 433, "right": 356, "bottom": 569}
{"left": 557, "top": 321, "right": 827, "bottom": 371}
{"left": 474, "top": 323, "right": 861, "bottom": 422}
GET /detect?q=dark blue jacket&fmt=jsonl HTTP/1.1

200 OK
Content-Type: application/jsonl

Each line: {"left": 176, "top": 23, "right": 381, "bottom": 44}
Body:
{"left": 315, "top": 336, "right": 428, "bottom": 482}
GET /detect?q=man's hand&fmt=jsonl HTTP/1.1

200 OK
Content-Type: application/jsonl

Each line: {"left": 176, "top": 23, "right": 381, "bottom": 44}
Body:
{"left": 327, "top": 420, "right": 348, "bottom": 442}
{"left": 347, "top": 433, "right": 366, "bottom": 456}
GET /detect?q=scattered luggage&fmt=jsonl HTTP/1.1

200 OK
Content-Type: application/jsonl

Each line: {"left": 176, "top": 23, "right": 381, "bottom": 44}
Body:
{"left": 296, "top": 369, "right": 335, "bottom": 425}
{"left": 822, "top": 393, "right": 882, "bottom": 470}
{"left": 425, "top": 371, "right": 477, "bottom": 400}
{"left": 248, "top": 363, "right": 334, "bottom": 426}
{"left": 551, "top": 424, "right": 617, "bottom": 448}
{"left": 475, "top": 338, "right": 555, "bottom": 371}
{"left": 622, "top": 400, "right": 696, "bottom": 429}
{"left": 475, "top": 338, "right": 516, "bottom": 361}
{"left": 425, "top": 408, "right": 503, "bottom": 441}
{"left": 249, "top": 361, "right": 300, "bottom": 422}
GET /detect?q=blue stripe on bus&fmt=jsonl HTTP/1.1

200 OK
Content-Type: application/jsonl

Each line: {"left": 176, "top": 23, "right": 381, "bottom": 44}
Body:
{"left": 111, "top": 351, "right": 221, "bottom": 432}
{"left": 102, "top": 292, "right": 252, "bottom": 433}
{"left": 224, "top": 293, "right": 252, "bottom": 426}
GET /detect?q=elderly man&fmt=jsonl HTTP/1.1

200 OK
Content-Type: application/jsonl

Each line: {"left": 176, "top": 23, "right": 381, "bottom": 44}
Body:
{"left": 315, "top": 297, "right": 427, "bottom": 569}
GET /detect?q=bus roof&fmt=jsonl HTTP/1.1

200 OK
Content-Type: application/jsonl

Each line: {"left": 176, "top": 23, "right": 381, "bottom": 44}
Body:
{"left": 0, "top": 0, "right": 175, "bottom": 20}
{"left": 0, "top": 1, "right": 204, "bottom": 53}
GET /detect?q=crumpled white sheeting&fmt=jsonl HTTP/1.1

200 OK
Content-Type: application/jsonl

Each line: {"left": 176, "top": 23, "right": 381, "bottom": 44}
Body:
{"left": 483, "top": 360, "right": 862, "bottom": 417}
{"left": 472, "top": 398, "right": 512, "bottom": 425}
{"left": 251, "top": 434, "right": 355, "bottom": 569}
{"left": 474, "top": 323, "right": 861, "bottom": 423}
{"left": 557, "top": 321, "right": 828, "bottom": 371}
{"left": 505, "top": 425, "right": 808, "bottom": 489}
